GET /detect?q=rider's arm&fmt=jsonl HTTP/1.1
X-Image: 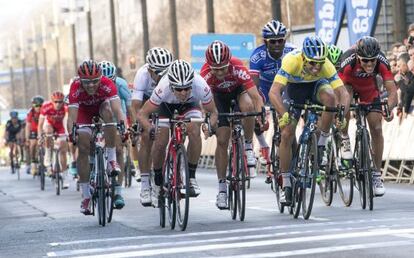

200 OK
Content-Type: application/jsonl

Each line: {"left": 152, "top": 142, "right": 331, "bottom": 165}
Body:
{"left": 202, "top": 99, "right": 218, "bottom": 129}
{"left": 37, "top": 115, "right": 45, "bottom": 137}
{"left": 67, "top": 106, "right": 78, "bottom": 134}
{"left": 246, "top": 86, "right": 264, "bottom": 112}
{"left": 333, "top": 84, "right": 351, "bottom": 115}
{"left": 383, "top": 80, "right": 398, "bottom": 110}
{"left": 137, "top": 101, "right": 158, "bottom": 132}
{"left": 269, "top": 82, "right": 287, "bottom": 116}
{"left": 25, "top": 113, "right": 31, "bottom": 140}
{"left": 131, "top": 99, "right": 143, "bottom": 123}
{"left": 109, "top": 97, "right": 126, "bottom": 122}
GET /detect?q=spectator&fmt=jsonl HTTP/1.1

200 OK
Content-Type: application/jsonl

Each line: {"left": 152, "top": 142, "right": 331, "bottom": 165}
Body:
{"left": 395, "top": 53, "right": 414, "bottom": 118}
{"left": 406, "top": 23, "right": 414, "bottom": 48}
{"left": 391, "top": 42, "right": 403, "bottom": 56}
{"left": 408, "top": 48, "right": 414, "bottom": 72}
{"left": 398, "top": 44, "right": 408, "bottom": 55}
{"left": 389, "top": 57, "right": 398, "bottom": 76}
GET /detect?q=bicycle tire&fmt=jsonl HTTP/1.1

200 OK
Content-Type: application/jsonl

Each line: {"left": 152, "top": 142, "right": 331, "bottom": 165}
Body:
{"left": 96, "top": 148, "right": 106, "bottom": 226}
{"left": 107, "top": 176, "right": 116, "bottom": 223}
{"left": 237, "top": 138, "right": 247, "bottom": 222}
{"left": 228, "top": 145, "right": 237, "bottom": 220}
{"left": 301, "top": 133, "right": 318, "bottom": 220}
{"left": 336, "top": 134, "right": 354, "bottom": 207}
{"left": 164, "top": 152, "right": 176, "bottom": 229}
{"left": 291, "top": 179, "right": 301, "bottom": 219}
{"left": 38, "top": 147, "right": 46, "bottom": 191}
{"left": 362, "top": 131, "right": 374, "bottom": 211}
{"left": 319, "top": 136, "right": 333, "bottom": 206}
{"left": 354, "top": 135, "right": 367, "bottom": 210}
{"left": 271, "top": 138, "right": 284, "bottom": 213}
{"left": 124, "top": 154, "right": 132, "bottom": 188}
{"left": 54, "top": 150, "right": 61, "bottom": 196}
{"left": 176, "top": 145, "right": 190, "bottom": 231}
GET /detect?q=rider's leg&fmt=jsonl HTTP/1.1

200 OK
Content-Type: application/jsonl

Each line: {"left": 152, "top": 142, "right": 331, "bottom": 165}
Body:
{"left": 186, "top": 122, "right": 202, "bottom": 196}
{"left": 138, "top": 130, "right": 153, "bottom": 206}
{"left": 58, "top": 137, "right": 69, "bottom": 188}
{"left": 238, "top": 93, "right": 257, "bottom": 167}
{"left": 115, "top": 135, "right": 124, "bottom": 186}
{"left": 367, "top": 111, "right": 385, "bottom": 196}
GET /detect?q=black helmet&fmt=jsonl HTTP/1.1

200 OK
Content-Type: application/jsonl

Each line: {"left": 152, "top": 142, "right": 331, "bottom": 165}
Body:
{"left": 356, "top": 36, "right": 380, "bottom": 58}
{"left": 10, "top": 111, "right": 18, "bottom": 118}
{"left": 31, "top": 95, "right": 45, "bottom": 106}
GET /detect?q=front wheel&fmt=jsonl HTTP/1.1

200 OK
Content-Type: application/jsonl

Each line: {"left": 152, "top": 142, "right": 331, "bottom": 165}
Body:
{"left": 301, "top": 133, "right": 317, "bottom": 220}
{"left": 164, "top": 152, "right": 176, "bottom": 230}
{"left": 175, "top": 145, "right": 190, "bottom": 231}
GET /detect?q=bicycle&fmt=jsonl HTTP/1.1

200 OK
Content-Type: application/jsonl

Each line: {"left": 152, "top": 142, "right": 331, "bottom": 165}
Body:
{"left": 10, "top": 144, "right": 21, "bottom": 180}
{"left": 351, "top": 100, "right": 389, "bottom": 211}
{"left": 73, "top": 118, "right": 125, "bottom": 226}
{"left": 154, "top": 112, "right": 211, "bottom": 231}
{"left": 123, "top": 126, "right": 140, "bottom": 187}
{"left": 44, "top": 133, "right": 64, "bottom": 196}
{"left": 37, "top": 138, "right": 46, "bottom": 191}
{"left": 286, "top": 101, "right": 343, "bottom": 220}
{"left": 218, "top": 101, "right": 265, "bottom": 221}
{"left": 318, "top": 110, "right": 354, "bottom": 207}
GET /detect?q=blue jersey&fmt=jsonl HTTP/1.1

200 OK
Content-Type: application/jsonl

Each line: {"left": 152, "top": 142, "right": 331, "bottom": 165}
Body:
{"left": 115, "top": 77, "right": 132, "bottom": 115}
{"left": 249, "top": 42, "right": 296, "bottom": 102}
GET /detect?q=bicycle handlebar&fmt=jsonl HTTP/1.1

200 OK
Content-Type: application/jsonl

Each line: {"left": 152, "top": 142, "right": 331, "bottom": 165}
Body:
{"left": 350, "top": 100, "right": 390, "bottom": 117}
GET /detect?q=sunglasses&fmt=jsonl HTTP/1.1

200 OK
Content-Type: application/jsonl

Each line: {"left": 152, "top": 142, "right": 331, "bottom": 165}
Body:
{"left": 307, "top": 60, "right": 325, "bottom": 66}
{"left": 33, "top": 104, "right": 41, "bottom": 108}
{"left": 265, "top": 38, "right": 285, "bottom": 44}
{"left": 173, "top": 87, "right": 192, "bottom": 92}
{"left": 210, "top": 64, "right": 229, "bottom": 71}
{"left": 54, "top": 101, "right": 63, "bottom": 104}
{"left": 358, "top": 56, "right": 378, "bottom": 63}
{"left": 81, "top": 77, "right": 101, "bottom": 84}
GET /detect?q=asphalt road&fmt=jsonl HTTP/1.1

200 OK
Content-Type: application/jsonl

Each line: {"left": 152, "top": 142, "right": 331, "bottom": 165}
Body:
{"left": 1, "top": 166, "right": 414, "bottom": 258}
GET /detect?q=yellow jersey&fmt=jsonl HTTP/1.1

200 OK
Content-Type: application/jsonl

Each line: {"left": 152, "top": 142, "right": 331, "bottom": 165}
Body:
{"left": 273, "top": 49, "right": 343, "bottom": 89}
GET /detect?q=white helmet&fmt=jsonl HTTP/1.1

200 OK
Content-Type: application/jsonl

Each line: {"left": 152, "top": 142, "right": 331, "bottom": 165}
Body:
{"left": 168, "top": 60, "right": 194, "bottom": 88}
{"left": 146, "top": 47, "right": 173, "bottom": 73}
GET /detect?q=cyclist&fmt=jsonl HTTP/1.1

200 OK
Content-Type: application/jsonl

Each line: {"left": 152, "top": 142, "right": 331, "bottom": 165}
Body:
{"left": 67, "top": 60, "right": 126, "bottom": 215}
{"left": 131, "top": 47, "right": 174, "bottom": 207}
{"left": 25, "top": 96, "right": 45, "bottom": 175}
{"left": 327, "top": 44, "right": 343, "bottom": 69}
{"left": 269, "top": 36, "right": 350, "bottom": 205}
{"left": 338, "top": 36, "right": 398, "bottom": 197}
{"left": 201, "top": 40, "right": 264, "bottom": 209}
{"left": 38, "top": 91, "right": 70, "bottom": 188}
{"left": 137, "top": 60, "right": 218, "bottom": 205}
{"left": 64, "top": 92, "right": 78, "bottom": 177}
{"left": 249, "top": 20, "right": 295, "bottom": 167}
{"left": 4, "top": 111, "right": 23, "bottom": 172}
{"left": 99, "top": 60, "right": 134, "bottom": 195}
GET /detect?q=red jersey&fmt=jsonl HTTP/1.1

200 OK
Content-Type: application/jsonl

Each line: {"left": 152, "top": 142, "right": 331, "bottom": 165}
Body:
{"left": 68, "top": 77, "right": 119, "bottom": 124}
{"left": 40, "top": 101, "right": 67, "bottom": 126}
{"left": 338, "top": 48, "right": 394, "bottom": 102}
{"left": 200, "top": 57, "right": 255, "bottom": 94}
{"left": 26, "top": 108, "right": 40, "bottom": 133}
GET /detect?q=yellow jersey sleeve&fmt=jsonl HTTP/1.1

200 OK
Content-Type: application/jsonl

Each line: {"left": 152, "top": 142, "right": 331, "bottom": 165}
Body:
{"left": 321, "top": 60, "right": 344, "bottom": 89}
{"left": 273, "top": 51, "right": 301, "bottom": 86}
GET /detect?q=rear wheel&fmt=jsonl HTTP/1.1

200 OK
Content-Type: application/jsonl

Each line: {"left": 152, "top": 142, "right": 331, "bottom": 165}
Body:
{"left": 164, "top": 153, "right": 176, "bottom": 230}
{"left": 363, "top": 132, "right": 374, "bottom": 211}
{"left": 271, "top": 138, "right": 284, "bottom": 213}
{"left": 237, "top": 139, "right": 247, "bottom": 221}
{"left": 355, "top": 136, "right": 366, "bottom": 210}
{"left": 319, "top": 138, "right": 333, "bottom": 206}
{"left": 96, "top": 149, "right": 106, "bottom": 226}
{"left": 176, "top": 145, "right": 190, "bottom": 231}
{"left": 228, "top": 145, "right": 237, "bottom": 220}
{"left": 54, "top": 151, "right": 61, "bottom": 196}
{"left": 107, "top": 176, "right": 115, "bottom": 223}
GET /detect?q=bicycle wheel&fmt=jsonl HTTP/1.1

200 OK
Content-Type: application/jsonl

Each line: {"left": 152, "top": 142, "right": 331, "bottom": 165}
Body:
{"left": 354, "top": 135, "right": 366, "bottom": 209}
{"left": 291, "top": 178, "right": 301, "bottom": 218}
{"left": 96, "top": 149, "right": 106, "bottom": 226}
{"left": 39, "top": 148, "right": 46, "bottom": 191}
{"left": 319, "top": 136, "right": 333, "bottom": 206}
{"left": 164, "top": 152, "right": 176, "bottom": 229}
{"left": 16, "top": 159, "right": 20, "bottom": 181}
{"left": 228, "top": 145, "right": 237, "bottom": 220}
{"left": 336, "top": 134, "right": 354, "bottom": 207}
{"left": 301, "top": 133, "right": 317, "bottom": 220}
{"left": 362, "top": 131, "right": 374, "bottom": 211}
{"left": 176, "top": 145, "right": 190, "bottom": 231}
{"left": 107, "top": 176, "right": 116, "bottom": 223}
{"left": 54, "top": 151, "right": 61, "bottom": 196}
{"left": 236, "top": 139, "right": 247, "bottom": 221}
{"left": 271, "top": 138, "right": 284, "bottom": 213}
{"left": 124, "top": 154, "right": 132, "bottom": 188}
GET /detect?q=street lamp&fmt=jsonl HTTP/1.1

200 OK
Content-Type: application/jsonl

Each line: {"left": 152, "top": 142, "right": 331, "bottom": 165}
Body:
{"left": 31, "top": 21, "right": 41, "bottom": 96}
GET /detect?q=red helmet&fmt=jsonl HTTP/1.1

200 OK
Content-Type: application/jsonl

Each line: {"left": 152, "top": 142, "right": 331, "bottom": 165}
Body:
{"left": 205, "top": 40, "right": 232, "bottom": 68}
{"left": 51, "top": 91, "right": 64, "bottom": 102}
{"left": 77, "top": 60, "right": 101, "bottom": 79}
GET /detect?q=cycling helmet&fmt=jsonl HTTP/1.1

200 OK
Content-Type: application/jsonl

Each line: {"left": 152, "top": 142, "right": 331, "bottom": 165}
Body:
{"left": 31, "top": 95, "right": 44, "bottom": 106}
{"left": 51, "top": 91, "right": 65, "bottom": 102}
{"left": 205, "top": 40, "right": 232, "bottom": 68}
{"left": 168, "top": 60, "right": 194, "bottom": 88}
{"left": 356, "top": 36, "right": 380, "bottom": 58}
{"left": 10, "top": 111, "right": 18, "bottom": 118}
{"left": 77, "top": 60, "right": 101, "bottom": 79}
{"left": 302, "top": 36, "right": 328, "bottom": 61}
{"left": 146, "top": 47, "right": 174, "bottom": 72}
{"left": 262, "top": 20, "right": 287, "bottom": 38}
{"left": 98, "top": 61, "right": 117, "bottom": 80}
{"left": 327, "top": 44, "right": 343, "bottom": 65}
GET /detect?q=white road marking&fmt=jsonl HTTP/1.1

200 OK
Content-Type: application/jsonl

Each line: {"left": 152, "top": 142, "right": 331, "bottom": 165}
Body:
{"left": 46, "top": 225, "right": 384, "bottom": 257}
{"left": 208, "top": 240, "right": 414, "bottom": 258}
{"left": 48, "top": 217, "right": 412, "bottom": 247}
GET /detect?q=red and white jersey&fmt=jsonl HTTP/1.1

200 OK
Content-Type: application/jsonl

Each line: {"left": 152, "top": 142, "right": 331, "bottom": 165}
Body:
{"left": 149, "top": 73, "right": 213, "bottom": 106}
{"left": 26, "top": 108, "right": 40, "bottom": 133}
{"left": 200, "top": 57, "right": 256, "bottom": 94}
{"left": 40, "top": 101, "right": 67, "bottom": 126}
{"left": 68, "top": 77, "right": 119, "bottom": 109}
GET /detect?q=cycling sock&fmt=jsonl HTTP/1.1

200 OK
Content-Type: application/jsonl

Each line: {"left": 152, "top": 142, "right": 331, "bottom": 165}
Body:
{"left": 256, "top": 133, "right": 269, "bottom": 148}
{"left": 140, "top": 172, "right": 150, "bottom": 189}
{"left": 318, "top": 131, "right": 330, "bottom": 147}
{"left": 71, "top": 161, "right": 76, "bottom": 168}
{"left": 115, "top": 185, "right": 122, "bottom": 195}
{"left": 81, "top": 183, "right": 91, "bottom": 199}
{"left": 282, "top": 172, "right": 291, "bottom": 188}
{"left": 133, "top": 160, "right": 139, "bottom": 169}
{"left": 106, "top": 147, "right": 116, "bottom": 161}
{"left": 189, "top": 163, "right": 197, "bottom": 178}
{"left": 154, "top": 168, "right": 163, "bottom": 186}
{"left": 219, "top": 179, "right": 226, "bottom": 192}
{"left": 245, "top": 140, "right": 253, "bottom": 150}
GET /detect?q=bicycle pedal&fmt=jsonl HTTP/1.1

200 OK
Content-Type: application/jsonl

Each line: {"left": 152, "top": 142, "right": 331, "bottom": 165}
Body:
{"left": 265, "top": 176, "right": 272, "bottom": 184}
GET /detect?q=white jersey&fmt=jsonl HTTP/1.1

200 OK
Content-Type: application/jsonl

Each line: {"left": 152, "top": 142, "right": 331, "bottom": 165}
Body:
{"left": 132, "top": 64, "right": 158, "bottom": 101}
{"left": 149, "top": 73, "right": 213, "bottom": 106}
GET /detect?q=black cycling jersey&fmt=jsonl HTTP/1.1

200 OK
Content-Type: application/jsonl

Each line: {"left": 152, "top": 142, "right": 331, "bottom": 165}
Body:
{"left": 5, "top": 119, "right": 23, "bottom": 141}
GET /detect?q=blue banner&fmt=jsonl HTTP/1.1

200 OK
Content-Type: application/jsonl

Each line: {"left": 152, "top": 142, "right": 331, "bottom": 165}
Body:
{"left": 315, "top": 0, "right": 346, "bottom": 45}
{"left": 345, "top": 0, "right": 382, "bottom": 45}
